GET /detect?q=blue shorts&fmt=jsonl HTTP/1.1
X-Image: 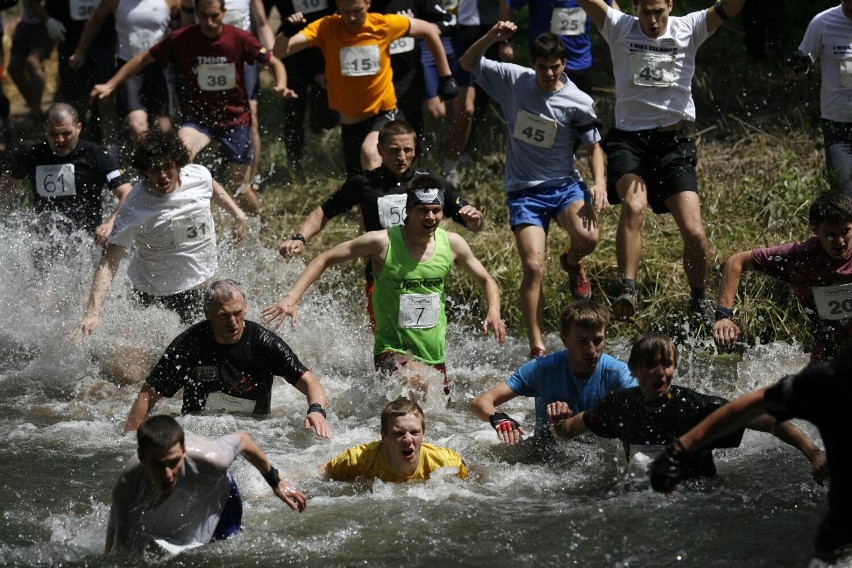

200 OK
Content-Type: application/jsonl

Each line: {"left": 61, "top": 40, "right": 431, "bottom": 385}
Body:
{"left": 243, "top": 62, "right": 260, "bottom": 101}
{"left": 212, "top": 476, "right": 243, "bottom": 541}
{"left": 506, "top": 182, "right": 587, "bottom": 231}
{"left": 421, "top": 36, "right": 463, "bottom": 99}
{"left": 181, "top": 121, "right": 253, "bottom": 164}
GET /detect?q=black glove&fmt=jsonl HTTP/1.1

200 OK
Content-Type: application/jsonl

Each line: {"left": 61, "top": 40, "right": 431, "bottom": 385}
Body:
{"left": 489, "top": 411, "right": 520, "bottom": 432}
{"left": 438, "top": 75, "right": 458, "bottom": 101}
{"left": 279, "top": 17, "right": 307, "bottom": 37}
{"left": 649, "top": 440, "right": 685, "bottom": 493}
{"left": 785, "top": 50, "right": 814, "bottom": 75}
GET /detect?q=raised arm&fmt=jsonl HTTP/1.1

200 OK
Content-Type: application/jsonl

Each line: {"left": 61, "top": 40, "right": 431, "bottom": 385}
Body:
{"left": 272, "top": 13, "right": 310, "bottom": 59}
{"left": 459, "top": 21, "right": 517, "bottom": 72}
{"left": 72, "top": 243, "right": 127, "bottom": 340}
{"left": 575, "top": 0, "right": 609, "bottom": 31}
{"left": 235, "top": 431, "right": 307, "bottom": 511}
{"left": 705, "top": 0, "right": 745, "bottom": 33}
{"left": 712, "top": 250, "right": 753, "bottom": 350}
{"left": 448, "top": 232, "right": 506, "bottom": 344}
{"left": 293, "top": 370, "right": 332, "bottom": 439}
{"left": 278, "top": 206, "right": 329, "bottom": 258}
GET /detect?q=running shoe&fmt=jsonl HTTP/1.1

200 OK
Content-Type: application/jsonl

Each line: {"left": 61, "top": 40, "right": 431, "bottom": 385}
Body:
{"left": 560, "top": 251, "right": 592, "bottom": 300}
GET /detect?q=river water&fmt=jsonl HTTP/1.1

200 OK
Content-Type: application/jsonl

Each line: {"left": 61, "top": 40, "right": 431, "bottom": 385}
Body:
{"left": 0, "top": 213, "right": 836, "bottom": 567}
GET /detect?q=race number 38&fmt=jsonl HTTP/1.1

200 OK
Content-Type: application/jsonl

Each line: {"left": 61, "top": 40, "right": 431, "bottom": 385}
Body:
{"left": 197, "top": 63, "right": 237, "bottom": 91}
{"left": 35, "top": 164, "right": 77, "bottom": 197}
{"left": 813, "top": 283, "right": 852, "bottom": 320}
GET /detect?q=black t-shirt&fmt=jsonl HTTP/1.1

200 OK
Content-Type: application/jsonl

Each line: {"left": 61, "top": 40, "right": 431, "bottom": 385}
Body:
{"left": 11, "top": 139, "right": 132, "bottom": 233}
{"left": 584, "top": 385, "right": 745, "bottom": 477}
{"left": 765, "top": 360, "right": 852, "bottom": 560}
{"left": 147, "top": 320, "right": 307, "bottom": 415}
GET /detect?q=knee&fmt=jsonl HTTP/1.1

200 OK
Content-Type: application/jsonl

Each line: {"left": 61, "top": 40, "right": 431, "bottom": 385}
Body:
{"left": 520, "top": 256, "right": 546, "bottom": 281}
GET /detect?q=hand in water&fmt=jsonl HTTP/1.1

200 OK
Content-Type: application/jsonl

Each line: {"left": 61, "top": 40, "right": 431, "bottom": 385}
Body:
{"left": 273, "top": 481, "right": 307, "bottom": 512}
{"left": 546, "top": 401, "right": 574, "bottom": 423}
{"left": 304, "top": 413, "right": 332, "bottom": 439}
{"left": 68, "top": 315, "right": 99, "bottom": 343}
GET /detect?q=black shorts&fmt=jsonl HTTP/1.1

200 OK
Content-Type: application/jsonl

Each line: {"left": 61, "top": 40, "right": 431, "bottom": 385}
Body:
{"left": 11, "top": 22, "right": 53, "bottom": 60}
{"left": 243, "top": 61, "right": 259, "bottom": 101}
{"left": 340, "top": 108, "right": 405, "bottom": 176}
{"left": 132, "top": 287, "right": 203, "bottom": 325}
{"left": 116, "top": 60, "right": 172, "bottom": 118}
{"left": 603, "top": 127, "right": 698, "bottom": 214}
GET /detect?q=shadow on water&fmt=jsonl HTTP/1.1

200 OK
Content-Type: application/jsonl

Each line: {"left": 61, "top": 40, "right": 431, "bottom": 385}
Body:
{"left": 0, "top": 212, "right": 836, "bottom": 567}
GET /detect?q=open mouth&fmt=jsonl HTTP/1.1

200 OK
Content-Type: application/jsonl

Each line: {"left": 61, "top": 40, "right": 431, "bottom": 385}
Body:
{"left": 402, "top": 448, "right": 415, "bottom": 460}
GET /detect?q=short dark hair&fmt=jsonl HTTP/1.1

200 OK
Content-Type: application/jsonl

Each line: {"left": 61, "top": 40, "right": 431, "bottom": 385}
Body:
{"left": 530, "top": 32, "right": 568, "bottom": 63}
{"left": 808, "top": 191, "right": 852, "bottom": 228}
{"left": 137, "top": 415, "right": 185, "bottom": 455}
{"left": 380, "top": 397, "right": 425, "bottom": 436}
{"left": 559, "top": 300, "right": 609, "bottom": 335}
{"left": 378, "top": 120, "right": 417, "bottom": 145}
{"left": 628, "top": 332, "right": 678, "bottom": 373}
{"left": 45, "top": 102, "right": 80, "bottom": 127}
{"left": 132, "top": 129, "right": 190, "bottom": 174}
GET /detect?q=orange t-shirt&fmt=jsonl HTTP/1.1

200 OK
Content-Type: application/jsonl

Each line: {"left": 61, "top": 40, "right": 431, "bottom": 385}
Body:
{"left": 302, "top": 13, "right": 410, "bottom": 118}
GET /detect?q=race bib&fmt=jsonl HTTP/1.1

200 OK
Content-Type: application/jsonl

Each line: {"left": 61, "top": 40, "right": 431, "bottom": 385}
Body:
{"left": 340, "top": 45, "right": 380, "bottom": 77}
{"left": 205, "top": 392, "right": 257, "bottom": 414}
{"left": 622, "top": 444, "right": 667, "bottom": 477}
{"left": 35, "top": 164, "right": 76, "bottom": 197}
{"left": 813, "top": 282, "right": 852, "bottom": 320}
{"left": 223, "top": 9, "right": 247, "bottom": 28}
{"left": 512, "top": 109, "right": 557, "bottom": 149}
{"left": 128, "top": 29, "right": 164, "bottom": 56}
{"left": 377, "top": 193, "right": 407, "bottom": 227}
{"left": 197, "top": 63, "right": 237, "bottom": 91}
{"left": 69, "top": 0, "right": 98, "bottom": 21}
{"left": 629, "top": 52, "right": 676, "bottom": 87}
{"left": 293, "top": 0, "right": 328, "bottom": 14}
{"left": 398, "top": 293, "right": 440, "bottom": 329}
{"left": 389, "top": 37, "right": 415, "bottom": 55}
{"left": 840, "top": 56, "right": 852, "bottom": 89}
{"left": 550, "top": 7, "right": 586, "bottom": 36}
{"left": 172, "top": 210, "right": 214, "bottom": 245}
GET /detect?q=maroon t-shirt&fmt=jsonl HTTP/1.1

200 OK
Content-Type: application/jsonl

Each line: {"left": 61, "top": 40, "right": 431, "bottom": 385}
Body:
{"left": 149, "top": 24, "right": 270, "bottom": 128}
{"left": 751, "top": 236, "right": 852, "bottom": 360}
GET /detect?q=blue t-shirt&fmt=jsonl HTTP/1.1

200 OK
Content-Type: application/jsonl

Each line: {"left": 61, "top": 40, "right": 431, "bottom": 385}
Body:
{"left": 505, "top": 351, "right": 635, "bottom": 436}
{"left": 472, "top": 57, "right": 600, "bottom": 192}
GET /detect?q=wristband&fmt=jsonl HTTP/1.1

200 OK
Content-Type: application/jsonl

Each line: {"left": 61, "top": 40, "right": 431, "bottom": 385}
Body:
{"left": 307, "top": 402, "right": 326, "bottom": 418}
{"left": 714, "top": 306, "right": 733, "bottom": 322}
{"left": 713, "top": 1, "right": 730, "bottom": 20}
{"left": 489, "top": 411, "right": 519, "bottom": 431}
{"left": 263, "top": 466, "right": 282, "bottom": 488}
{"left": 289, "top": 233, "right": 305, "bottom": 243}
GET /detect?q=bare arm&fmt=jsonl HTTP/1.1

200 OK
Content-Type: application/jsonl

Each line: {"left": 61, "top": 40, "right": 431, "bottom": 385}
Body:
{"left": 746, "top": 414, "right": 829, "bottom": 483}
{"left": 712, "top": 250, "right": 753, "bottom": 349}
{"left": 278, "top": 206, "right": 329, "bottom": 257}
{"left": 123, "top": 384, "right": 163, "bottom": 433}
{"left": 448, "top": 232, "right": 505, "bottom": 345}
{"left": 263, "top": 54, "right": 297, "bottom": 98}
{"left": 408, "top": 19, "right": 451, "bottom": 77}
{"left": 576, "top": 0, "right": 609, "bottom": 31}
{"left": 72, "top": 243, "right": 126, "bottom": 340}
{"left": 705, "top": 0, "right": 746, "bottom": 33}
{"left": 293, "top": 370, "right": 332, "bottom": 438}
{"left": 552, "top": 412, "right": 589, "bottom": 440}
{"left": 95, "top": 183, "right": 132, "bottom": 246}
{"left": 70, "top": 0, "right": 117, "bottom": 70}
{"left": 211, "top": 179, "right": 248, "bottom": 240}
{"left": 92, "top": 51, "right": 157, "bottom": 100}
{"left": 250, "top": 0, "right": 276, "bottom": 49}
{"left": 273, "top": 13, "right": 310, "bottom": 59}
{"left": 261, "top": 231, "right": 389, "bottom": 328}
{"left": 235, "top": 431, "right": 307, "bottom": 511}
{"left": 471, "top": 382, "right": 525, "bottom": 444}
{"left": 459, "top": 21, "right": 517, "bottom": 72}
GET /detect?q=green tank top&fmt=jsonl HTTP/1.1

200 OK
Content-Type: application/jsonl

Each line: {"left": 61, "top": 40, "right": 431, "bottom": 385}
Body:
{"left": 373, "top": 225, "right": 453, "bottom": 365}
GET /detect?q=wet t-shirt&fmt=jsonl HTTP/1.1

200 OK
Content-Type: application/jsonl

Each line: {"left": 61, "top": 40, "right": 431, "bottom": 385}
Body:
{"left": 11, "top": 139, "right": 131, "bottom": 233}
{"left": 146, "top": 320, "right": 306, "bottom": 414}
{"left": 325, "top": 441, "right": 468, "bottom": 482}
{"left": 751, "top": 237, "right": 852, "bottom": 361}
{"left": 584, "top": 385, "right": 745, "bottom": 477}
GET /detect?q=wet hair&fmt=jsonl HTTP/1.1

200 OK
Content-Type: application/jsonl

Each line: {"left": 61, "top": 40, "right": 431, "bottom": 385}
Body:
{"left": 628, "top": 332, "right": 678, "bottom": 373}
{"left": 132, "top": 129, "right": 190, "bottom": 174}
{"left": 204, "top": 279, "right": 247, "bottom": 311}
{"left": 45, "top": 102, "right": 80, "bottom": 127}
{"left": 559, "top": 300, "right": 609, "bottom": 335}
{"left": 137, "top": 415, "right": 185, "bottom": 455}
{"left": 530, "top": 32, "right": 568, "bottom": 64}
{"left": 378, "top": 120, "right": 417, "bottom": 145}
{"left": 380, "top": 397, "right": 425, "bottom": 435}
{"left": 808, "top": 191, "right": 852, "bottom": 228}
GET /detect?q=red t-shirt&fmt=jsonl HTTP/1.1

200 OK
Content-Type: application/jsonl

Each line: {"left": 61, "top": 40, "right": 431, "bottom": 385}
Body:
{"left": 150, "top": 24, "right": 271, "bottom": 128}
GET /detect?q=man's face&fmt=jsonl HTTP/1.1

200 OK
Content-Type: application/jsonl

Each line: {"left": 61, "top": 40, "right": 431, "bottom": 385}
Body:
{"left": 634, "top": 0, "right": 672, "bottom": 38}
{"left": 532, "top": 56, "right": 566, "bottom": 92}
{"left": 378, "top": 134, "right": 416, "bottom": 178}
{"left": 381, "top": 412, "right": 424, "bottom": 473}
{"left": 406, "top": 203, "right": 443, "bottom": 236}
{"left": 815, "top": 220, "right": 852, "bottom": 260}
{"left": 45, "top": 117, "right": 82, "bottom": 157}
{"left": 144, "top": 159, "right": 181, "bottom": 194}
{"left": 632, "top": 350, "right": 676, "bottom": 402}
{"left": 561, "top": 324, "right": 605, "bottom": 376}
{"left": 337, "top": 0, "right": 370, "bottom": 29}
{"left": 206, "top": 295, "right": 247, "bottom": 344}
{"left": 197, "top": 0, "right": 226, "bottom": 38}
{"left": 139, "top": 442, "right": 186, "bottom": 494}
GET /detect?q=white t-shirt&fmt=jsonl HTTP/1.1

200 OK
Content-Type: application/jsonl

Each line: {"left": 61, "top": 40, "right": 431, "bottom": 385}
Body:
{"left": 223, "top": 0, "right": 252, "bottom": 31}
{"left": 109, "top": 164, "right": 218, "bottom": 296}
{"left": 602, "top": 7, "right": 712, "bottom": 131}
{"left": 799, "top": 5, "right": 852, "bottom": 123}
{"left": 107, "top": 433, "right": 242, "bottom": 552}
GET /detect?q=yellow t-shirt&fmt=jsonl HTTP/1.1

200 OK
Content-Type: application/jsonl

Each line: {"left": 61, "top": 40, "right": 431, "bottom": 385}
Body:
{"left": 325, "top": 441, "right": 468, "bottom": 482}
{"left": 301, "top": 13, "right": 410, "bottom": 118}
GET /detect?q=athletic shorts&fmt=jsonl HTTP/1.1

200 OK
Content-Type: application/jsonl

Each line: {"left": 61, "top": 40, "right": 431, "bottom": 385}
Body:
{"left": 603, "top": 127, "right": 698, "bottom": 215}
{"left": 374, "top": 350, "right": 449, "bottom": 394}
{"left": 243, "top": 62, "right": 260, "bottom": 101}
{"left": 180, "top": 121, "right": 254, "bottom": 164}
{"left": 340, "top": 108, "right": 404, "bottom": 176}
{"left": 421, "top": 36, "right": 462, "bottom": 99}
{"left": 212, "top": 477, "right": 243, "bottom": 541}
{"left": 505, "top": 182, "right": 588, "bottom": 231}
{"left": 132, "top": 287, "right": 204, "bottom": 325}
{"left": 452, "top": 26, "right": 486, "bottom": 88}
{"left": 116, "top": 59, "right": 171, "bottom": 118}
